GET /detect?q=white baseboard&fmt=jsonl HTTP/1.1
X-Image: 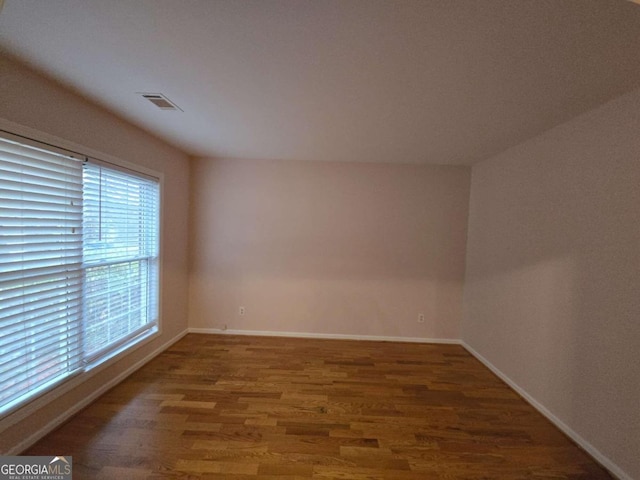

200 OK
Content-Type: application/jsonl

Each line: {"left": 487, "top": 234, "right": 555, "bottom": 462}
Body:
{"left": 461, "top": 341, "right": 630, "bottom": 480}
{"left": 7, "top": 329, "right": 189, "bottom": 455}
{"left": 188, "top": 327, "right": 460, "bottom": 344}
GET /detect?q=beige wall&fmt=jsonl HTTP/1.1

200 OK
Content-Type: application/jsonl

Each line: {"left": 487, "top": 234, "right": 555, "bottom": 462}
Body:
{"left": 462, "top": 88, "right": 640, "bottom": 479}
{"left": 0, "top": 53, "right": 191, "bottom": 453}
{"left": 189, "top": 158, "right": 470, "bottom": 339}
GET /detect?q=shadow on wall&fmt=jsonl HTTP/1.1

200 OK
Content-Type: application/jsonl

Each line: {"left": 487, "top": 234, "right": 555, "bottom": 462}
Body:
{"left": 462, "top": 89, "right": 640, "bottom": 479}
{"left": 194, "top": 159, "right": 469, "bottom": 280}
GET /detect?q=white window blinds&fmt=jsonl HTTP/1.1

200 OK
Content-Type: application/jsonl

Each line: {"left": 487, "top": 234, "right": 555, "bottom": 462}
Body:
{"left": 0, "top": 136, "right": 84, "bottom": 415}
{"left": 0, "top": 131, "right": 160, "bottom": 417}
{"left": 82, "top": 163, "right": 159, "bottom": 360}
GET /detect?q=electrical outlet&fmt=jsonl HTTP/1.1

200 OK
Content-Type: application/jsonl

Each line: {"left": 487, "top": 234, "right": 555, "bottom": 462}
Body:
{"left": 418, "top": 313, "right": 425, "bottom": 323}
{"left": 239, "top": 306, "right": 245, "bottom": 316}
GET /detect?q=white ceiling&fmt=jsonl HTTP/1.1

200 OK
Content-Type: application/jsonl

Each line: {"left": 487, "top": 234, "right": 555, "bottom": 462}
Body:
{"left": 1, "top": 0, "right": 640, "bottom": 165}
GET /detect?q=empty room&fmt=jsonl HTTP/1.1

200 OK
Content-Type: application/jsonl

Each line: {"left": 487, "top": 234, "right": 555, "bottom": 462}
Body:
{"left": 0, "top": 1, "right": 639, "bottom": 479}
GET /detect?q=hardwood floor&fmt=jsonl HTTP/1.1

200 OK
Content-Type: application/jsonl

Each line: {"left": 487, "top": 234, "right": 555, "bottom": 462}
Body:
{"left": 26, "top": 334, "right": 612, "bottom": 479}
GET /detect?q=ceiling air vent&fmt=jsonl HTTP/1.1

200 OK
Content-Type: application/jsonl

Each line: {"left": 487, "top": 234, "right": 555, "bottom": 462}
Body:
{"left": 139, "top": 93, "right": 183, "bottom": 112}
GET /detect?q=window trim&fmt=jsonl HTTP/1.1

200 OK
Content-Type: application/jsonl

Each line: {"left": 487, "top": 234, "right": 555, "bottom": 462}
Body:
{"left": 0, "top": 118, "right": 164, "bottom": 428}
{"left": 80, "top": 160, "right": 161, "bottom": 363}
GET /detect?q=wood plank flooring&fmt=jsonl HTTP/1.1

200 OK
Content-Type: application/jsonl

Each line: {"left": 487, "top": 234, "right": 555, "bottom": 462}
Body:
{"left": 26, "top": 334, "right": 612, "bottom": 479}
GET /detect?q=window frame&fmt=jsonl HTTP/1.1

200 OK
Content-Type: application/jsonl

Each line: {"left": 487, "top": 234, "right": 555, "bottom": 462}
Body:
{"left": 0, "top": 120, "right": 163, "bottom": 426}
{"left": 81, "top": 159, "right": 161, "bottom": 364}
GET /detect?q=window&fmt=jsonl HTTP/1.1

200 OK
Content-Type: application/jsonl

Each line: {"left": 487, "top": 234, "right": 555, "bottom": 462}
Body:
{"left": 82, "top": 163, "right": 159, "bottom": 361}
{"left": 0, "top": 131, "right": 160, "bottom": 417}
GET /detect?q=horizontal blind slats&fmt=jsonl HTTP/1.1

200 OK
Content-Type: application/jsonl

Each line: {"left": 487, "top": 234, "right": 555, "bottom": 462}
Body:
{"left": 0, "top": 264, "right": 81, "bottom": 283}
{"left": 0, "top": 134, "right": 83, "bottom": 417}
{"left": 0, "top": 274, "right": 83, "bottom": 301}
{"left": 0, "top": 136, "right": 83, "bottom": 166}
{"left": 0, "top": 228, "right": 82, "bottom": 237}
{"left": 0, "top": 325, "right": 83, "bottom": 370}
{"left": 0, "top": 148, "right": 82, "bottom": 176}
{"left": 0, "top": 178, "right": 83, "bottom": 200}
{"left": 0, "top": 241, "right": 83, "bottom": 256}
{"left": 0, "top": 161, "right": 83, "bottom": 188}
{"left": 0, "top": 255, "right": 83, "bottom": 271}
{"left": 0, "top": 348, "right": 83, "bottom": 406}
{"left": 0, "top": 295, "right": 82, "bottom": 327}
